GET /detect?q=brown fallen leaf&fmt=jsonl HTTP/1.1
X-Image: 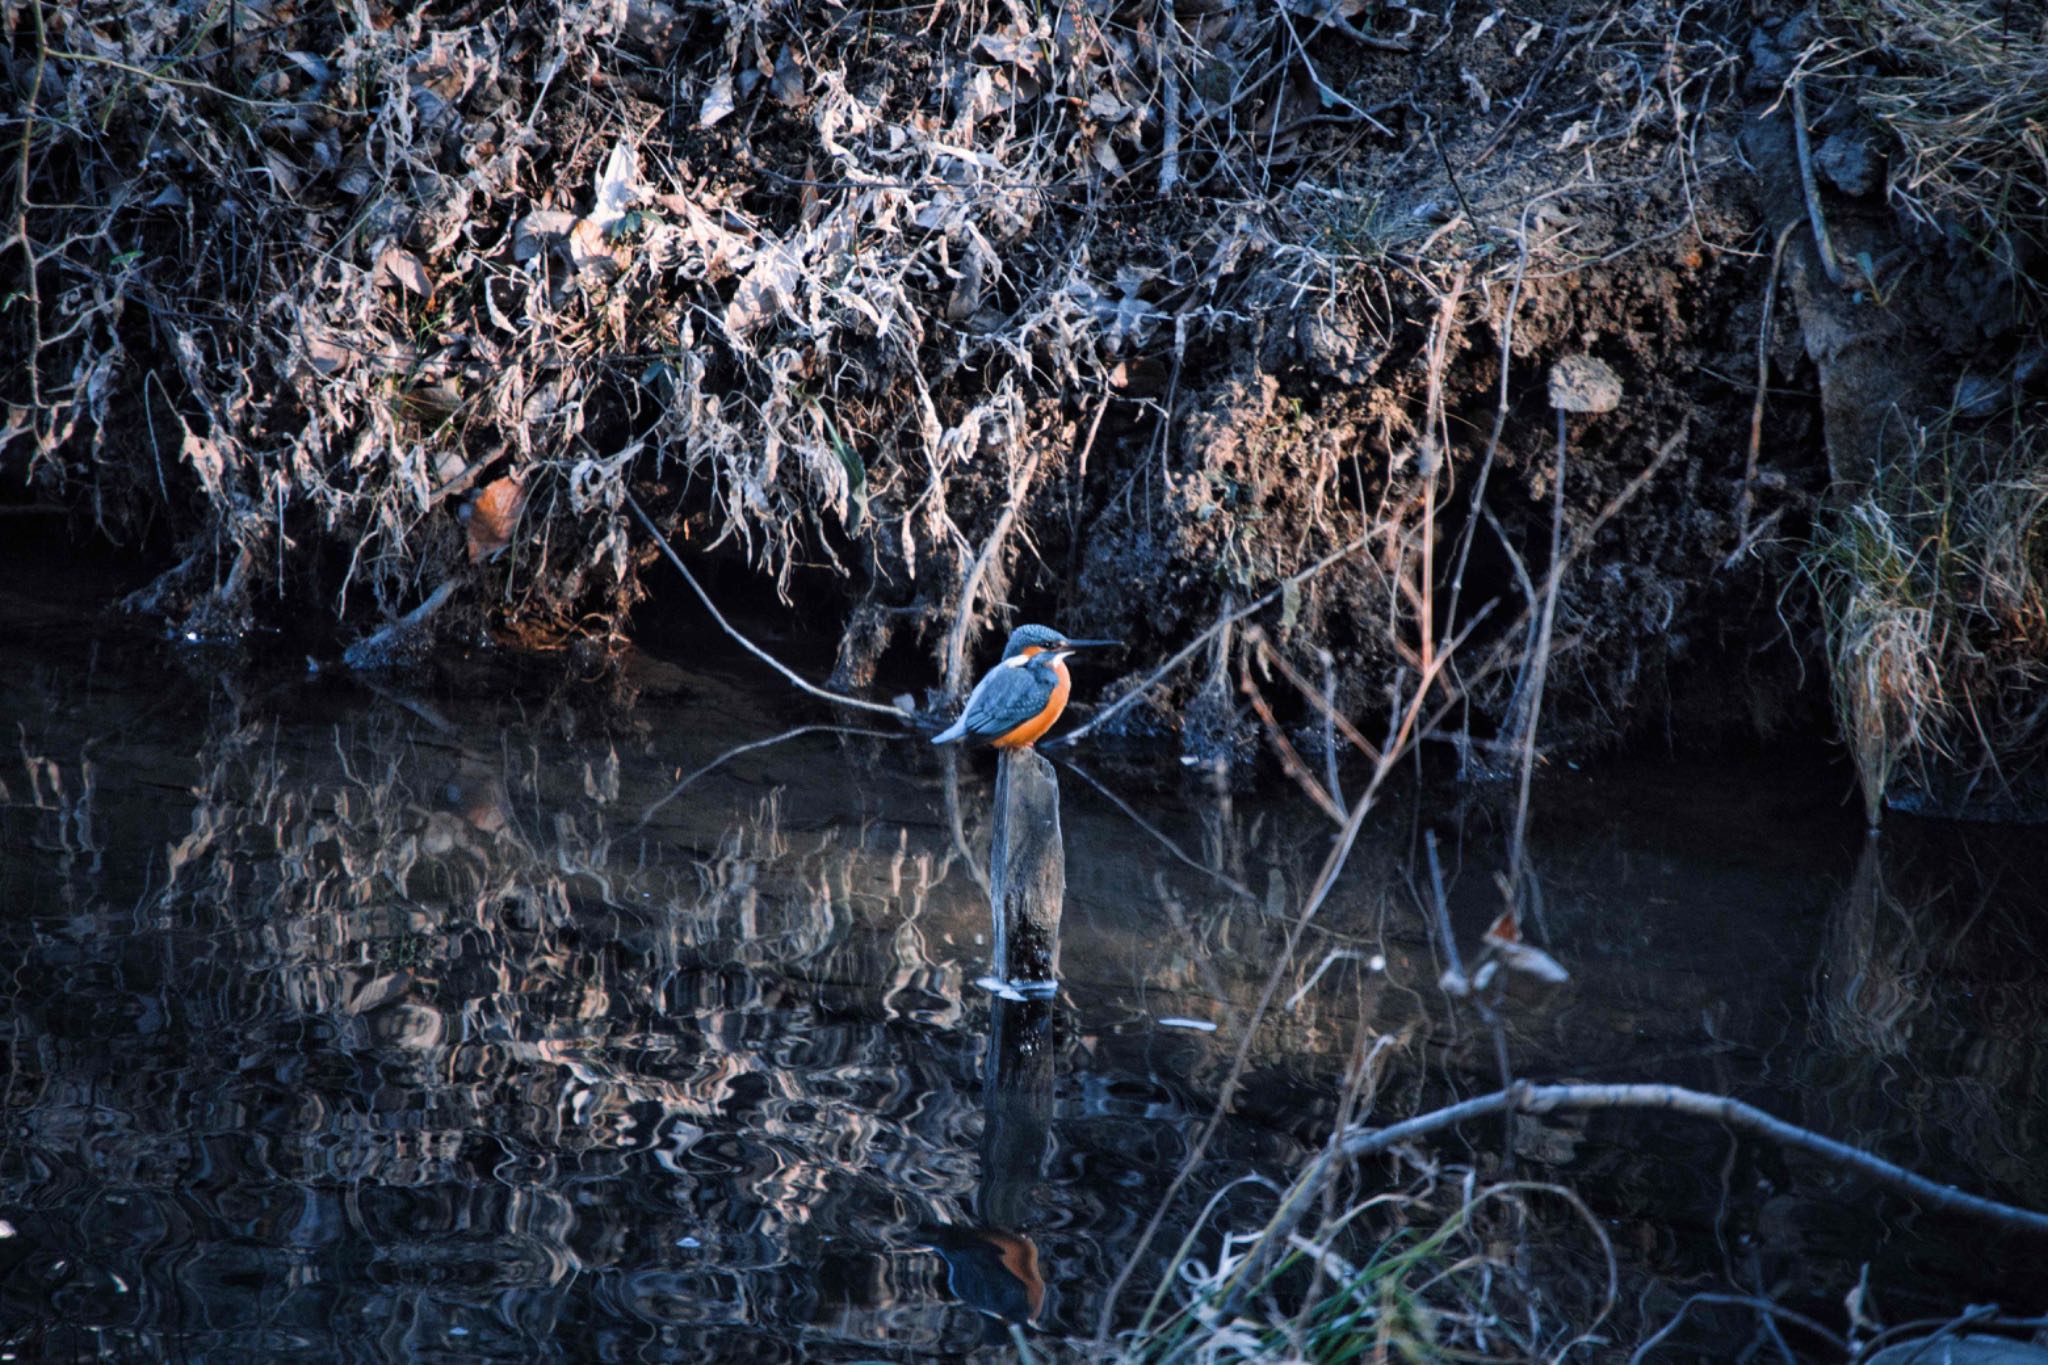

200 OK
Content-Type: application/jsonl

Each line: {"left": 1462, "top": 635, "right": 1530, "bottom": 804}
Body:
{"left": 463, "top": 472, "right": 527, "bottom": 563}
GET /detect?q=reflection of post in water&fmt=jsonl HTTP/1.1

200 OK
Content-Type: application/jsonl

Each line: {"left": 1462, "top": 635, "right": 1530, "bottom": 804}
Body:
{"left": 989, "top": 748, "right": 1064, "bottom": 986}
{"left": 927, "top": 994, "right": 1053, "bottom": 1330}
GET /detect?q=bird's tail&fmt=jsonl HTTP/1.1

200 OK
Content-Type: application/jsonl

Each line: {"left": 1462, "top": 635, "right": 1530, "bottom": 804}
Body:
{"left": 931, "top": 717, "right": 970, "bottom": 745}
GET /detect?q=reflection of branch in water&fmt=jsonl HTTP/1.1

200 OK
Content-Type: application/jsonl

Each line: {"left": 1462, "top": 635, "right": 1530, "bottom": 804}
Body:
{"left": 940, "top": 746, "right": 992, "bottom": 900}
{"left": 1056, "top": 757, "right": 1256, "bottom": 903}
{"left": 637, "top": 724, "right": 906, "bottom": 828}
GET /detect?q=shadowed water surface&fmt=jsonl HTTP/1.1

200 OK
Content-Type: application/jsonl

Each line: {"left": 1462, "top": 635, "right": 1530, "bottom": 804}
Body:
{"left": 2, "top": 584, "right": 2046, "bottom": 1361}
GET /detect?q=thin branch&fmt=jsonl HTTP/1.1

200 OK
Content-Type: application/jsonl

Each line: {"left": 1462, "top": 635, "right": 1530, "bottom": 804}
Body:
{"left": 1631, "top": 1293, "right": 1849, "bottom": 1364}
{"left": 1104, "top": 608, "right": 1493, "bottom": 1346}
{"left": 1057, "top": 756, "right": 1258, "bottom": 902}
{"left": 1239, "top": 648, "right": 1345, "bottom": 824}
{"left": 1738, "top": 223, "right": 1796, "bottom": 543}
{"left": 626, "top": 493, "right": 909, "bottom": 719}
{"left": 1340, "top": 1082, "right": 2048, "bottom": 1236}
{"left": 1056, "top": 533, "right": 1370, "bottom": 746}
{"left": 1505, "top": 406, "right": 1571, "bottom": 908}
{"left": 944, "top": 420, "right": 1044, "bottom": 700}
{"left": 1790, "top": 79, "right": 1847, "bottom": 287}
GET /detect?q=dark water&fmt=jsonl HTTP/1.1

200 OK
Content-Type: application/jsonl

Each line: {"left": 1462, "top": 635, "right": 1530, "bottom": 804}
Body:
{"left": 3, "top": 582, "right": 2046, "bottom": 1361}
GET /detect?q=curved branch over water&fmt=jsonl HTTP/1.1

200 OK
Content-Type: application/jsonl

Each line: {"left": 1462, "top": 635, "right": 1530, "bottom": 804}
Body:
{"left": 1341, "top": 1081, "right": 2048, "bottom": 1236}
{"left": 627, "top": 493, "right": 909, "bottom": 720}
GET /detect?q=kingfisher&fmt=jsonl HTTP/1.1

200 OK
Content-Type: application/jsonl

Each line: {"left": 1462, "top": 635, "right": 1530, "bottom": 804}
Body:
{"left": 931, "top": 624, "right": 1117, "bottom": 750}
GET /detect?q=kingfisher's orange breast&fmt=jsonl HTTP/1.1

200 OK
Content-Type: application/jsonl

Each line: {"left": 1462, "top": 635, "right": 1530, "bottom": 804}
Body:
{"left": 990, "top": 658, "right": 1071, "bottom": 749}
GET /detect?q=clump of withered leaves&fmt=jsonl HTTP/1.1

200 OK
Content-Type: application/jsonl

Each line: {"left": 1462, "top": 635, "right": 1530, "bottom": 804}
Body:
{"left": 7, "top": 0, "right": 1412, "bottom": 660}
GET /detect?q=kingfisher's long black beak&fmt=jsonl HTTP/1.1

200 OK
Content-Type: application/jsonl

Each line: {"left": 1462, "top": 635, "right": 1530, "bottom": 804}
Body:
{"left": 1060, "top": 638, "right": 1120, "bottom": 650}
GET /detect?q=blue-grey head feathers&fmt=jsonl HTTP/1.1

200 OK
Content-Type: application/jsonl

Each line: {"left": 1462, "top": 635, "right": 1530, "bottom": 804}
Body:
{"left": 999, "top": 623, "right": 1067, "bottom": 660}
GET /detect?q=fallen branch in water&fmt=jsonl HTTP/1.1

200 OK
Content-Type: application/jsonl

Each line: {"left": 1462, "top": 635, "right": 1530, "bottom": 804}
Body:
{"left": 340, "top": 575, "right": 465, "bottom": 671}
{"left": 1342, "top": 1081, "right": 2048, "bottom": 1236}
{"left": 1213, "top": 1076, "right": 2048, "bottom": 1334}
{"left": 626, "top": 493, "right": 908, "bottom": 720}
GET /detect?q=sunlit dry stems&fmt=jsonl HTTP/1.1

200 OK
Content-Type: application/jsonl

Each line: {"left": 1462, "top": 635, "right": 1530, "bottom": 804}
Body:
{"left": 1242, "top": 627, "right": 1380, "bottom": 763}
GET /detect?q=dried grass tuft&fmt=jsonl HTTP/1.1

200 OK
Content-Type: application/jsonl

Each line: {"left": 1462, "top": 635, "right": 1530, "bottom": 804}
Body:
{"left": 1820, "top": 0, "right": 2048, "bottom": 285}
{"left": 1805, "top": 408, "right": 2048, "bottom": 823}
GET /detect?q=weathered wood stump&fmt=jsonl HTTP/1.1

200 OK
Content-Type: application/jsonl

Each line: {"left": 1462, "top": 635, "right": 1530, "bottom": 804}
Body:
{"left": 989, "top": 748, "right": 1064, "bottom": 987}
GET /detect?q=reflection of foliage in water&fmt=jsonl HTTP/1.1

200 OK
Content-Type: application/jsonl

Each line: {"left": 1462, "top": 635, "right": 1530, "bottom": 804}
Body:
{"left": 0, "top": 680, "right": 1323, "bottom": 1359}
{"left": 1809, "top": 834, "right": 2048, "bottom": 1208}
{"left": 6, "top": 644, "right": 2048, "bottom": 1359}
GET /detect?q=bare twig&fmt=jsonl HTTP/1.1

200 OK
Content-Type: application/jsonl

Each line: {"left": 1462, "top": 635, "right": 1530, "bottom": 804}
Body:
{"left": 1158, "top": 10, "right": 1182, "bottom": 196}
{"left": 1341, "top": 1082, "right": 2048, "bottom": 1236}
{"left": 1422, "top": 830, "right": 1468, "bottom": 986}
{"left": 1631, "top": 1293, "right": 1850, "bottom": 1364}
{"left": 1057, "top": 756, "right": 1258, "bottom": 902}
{"left": 1739, "top": 224, "right": 1797, "bottom": 542}
{"left": 1056, "top": 534, "right": 1371, "bottom": 746}
{"left": 1790, "top": 79, "right": 1847, "bottom": 287}
{"left": 1239, "top": 648, "right": 1345, "bottom": 824}
{"left": 1504, "top": 407, "right": 1572, "bottom": 910}
{"left": 626, "top": 493, "right": 909, "bottom": 719}
{"left": 1245, "top": 626, "right": 1381, "bottom": 762}
{"left": 944, "top": 429, "right": 1045, "bottom": 701}
{"left": 1104, "top": 609, "right": 1495, "bottom": 1345}
{"left": 637, "top": 724, "right": 906, "bottom": 827}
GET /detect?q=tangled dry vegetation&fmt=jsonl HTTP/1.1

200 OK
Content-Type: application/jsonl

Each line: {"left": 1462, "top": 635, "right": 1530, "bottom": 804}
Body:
{"left": 5, "top": 0, "right": 1768, "bottom": 725}
{"left": 1793, "top": 1, "right": 2048, "bottom": 818}
{"left": 1806, "top": 413, "right": 2048, "bottom": 822}
{"left": 4, "top": 0, "right": 2045, "bottom": 776}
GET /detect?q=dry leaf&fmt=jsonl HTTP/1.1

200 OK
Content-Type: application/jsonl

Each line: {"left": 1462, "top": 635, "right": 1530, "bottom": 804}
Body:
{"left": 464, "top": 472, "right": 527, "bottom": 563}
{"left": 723, "top": 245, "right": 804, "bottom": 338}
{"left": 181, "top": 430, "right": 225, "bottom": 501}
{"left": 699, "top": 74, "right": 736, "bottom": 127}
{"left": 589, "top": 141, "right": 639, "bottom": 231}
{"left": 376, "top": 246, "right": 431, "bottom": 296}
{"left": 303, "top": 332, "right": 352, "bottom": 376}
{"left": 513, "top": 210, "right": 577, "bottom": 262}
{"left": 771, "top": 45, "right": 804, "bottom": 106}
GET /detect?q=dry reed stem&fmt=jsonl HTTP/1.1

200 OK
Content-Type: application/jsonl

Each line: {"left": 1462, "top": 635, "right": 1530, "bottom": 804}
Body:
{"left": 1503, "top": 407, "right": 1573, "bottom": 916}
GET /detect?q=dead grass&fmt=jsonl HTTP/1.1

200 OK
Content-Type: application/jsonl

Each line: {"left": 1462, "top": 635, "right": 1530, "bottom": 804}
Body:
{"left": 1804, "top": 406, "right": 2048, "bottom": 822}
{"left": 1819, "top": 0, "right": 2048, "bottom": 287}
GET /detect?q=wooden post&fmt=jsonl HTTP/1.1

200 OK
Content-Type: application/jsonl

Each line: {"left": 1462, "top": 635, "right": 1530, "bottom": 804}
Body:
{"left": 989, "top": 748, "right": 1064, "bottom": 987}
